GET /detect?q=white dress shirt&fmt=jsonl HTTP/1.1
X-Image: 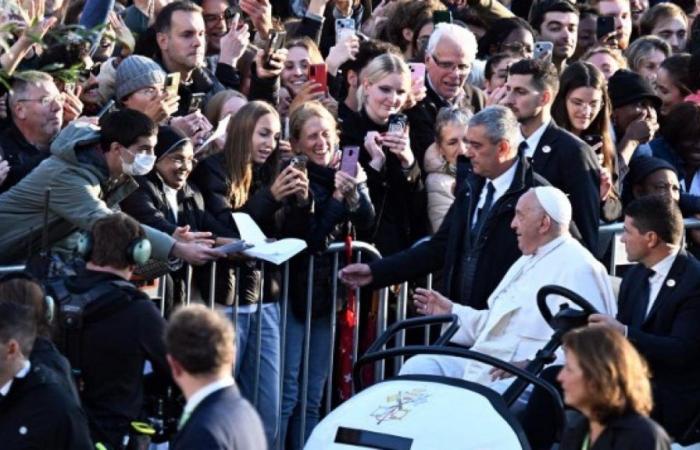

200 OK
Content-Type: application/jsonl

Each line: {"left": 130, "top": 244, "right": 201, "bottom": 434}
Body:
{"left": 472, "top": 159, "right": 518, "bottom": 226}
{"left": 0, "top": 359, "right": 31, "bottom": 396}
{"left": 181, "top": 376, "right": 235, "bottom": 423}
{"left": 518, "top": 120, "right": 551, "bottom": 159}
{"left": 646, "top": 249, "right": 680, "bottom": 317}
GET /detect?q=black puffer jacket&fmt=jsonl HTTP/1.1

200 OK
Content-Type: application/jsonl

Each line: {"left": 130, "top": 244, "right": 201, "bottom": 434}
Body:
{"left": 289, "top": 162, "right": 375, "bottom": 319}
{"left": 192, "top": 153, "right": 310, "bottom": 304}
{"left": 339, "top": 108, "right": 426, "bottom": 256}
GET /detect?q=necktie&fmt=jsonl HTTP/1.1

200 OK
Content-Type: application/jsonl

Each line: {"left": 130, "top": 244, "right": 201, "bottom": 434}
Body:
{"left": 471, "top": 181, "right": 496, "bottom": 240}
{"left": 631, "top": 267, "right": 656, "bottom": 327}
{"left": 518, "top": 141, "right": 529, "bottom": 159}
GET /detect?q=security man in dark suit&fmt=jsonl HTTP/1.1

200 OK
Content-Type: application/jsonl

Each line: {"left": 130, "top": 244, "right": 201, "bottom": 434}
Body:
{"left": 340, "top": 105, "right": 548, "bottom": 310}
{"left": 589, "top": 195, "right": 700, "bottom": 444}
{"left": 167, "top": 304, "right": 267, "bottom": 450}
{"left": 0, "top": 301, "right": 93, "bottom": 450}
{"left": 502, "top": 58, "right": 600, "bottom": 253}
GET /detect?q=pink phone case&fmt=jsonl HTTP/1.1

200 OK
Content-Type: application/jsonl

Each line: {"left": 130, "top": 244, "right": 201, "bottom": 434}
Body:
{"left": 409, "top": 63, "right": 426, "bottom": 85}
{"left": 340, "top": 146, "right": 360, "bottom": 177}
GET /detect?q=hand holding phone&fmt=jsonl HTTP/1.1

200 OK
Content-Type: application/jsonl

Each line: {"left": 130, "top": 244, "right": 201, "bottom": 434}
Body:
{"left": 533, "top": 41, "right": 553, "bottom": 62}
{"left": 340, "top": 146, "right": 360, "bottom": 177}
{"left": 264, "top": 31, "right": 286, "bottom": 70}
{"left": 596, "top": 16, "right": 616, "bottom": 41}
{"left": 165, "top": 72, "right": 180, "bottom": 97}
{"left": 308, "top": 64, "right": 328, "bottom": 94}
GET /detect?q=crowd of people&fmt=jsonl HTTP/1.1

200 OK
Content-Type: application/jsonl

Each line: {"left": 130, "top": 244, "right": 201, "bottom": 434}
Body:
{"left": 1, "top": 0, "right": 700, "bottom": 448}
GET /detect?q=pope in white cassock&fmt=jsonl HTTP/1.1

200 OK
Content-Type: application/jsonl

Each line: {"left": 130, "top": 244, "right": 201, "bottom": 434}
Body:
{"left": 404, "top": 186, "right": 617, "bottom": 387}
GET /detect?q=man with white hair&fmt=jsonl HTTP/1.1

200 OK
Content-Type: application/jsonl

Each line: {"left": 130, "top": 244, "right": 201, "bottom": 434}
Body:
{"left": 407, "top": 22, "right": 485, "bottom": 165}
{"left": 404, "top": 186, "right": 617, "bottom": 385}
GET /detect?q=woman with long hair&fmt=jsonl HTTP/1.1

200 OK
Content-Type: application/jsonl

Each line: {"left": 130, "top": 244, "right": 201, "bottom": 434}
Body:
{"left": 192, "top": 100, "right": 310, "bottom": 446}
{"left": 340, "top": 53, "right": 425, "bottom": 255}
{"left": 558, "top": 327, "right": 670, "bottom": 449}
{"left": 552, "top": 62, "right": 621, "bottom": 222}
{"left": 280, "top": 101, "right": 374, "bottom": 448}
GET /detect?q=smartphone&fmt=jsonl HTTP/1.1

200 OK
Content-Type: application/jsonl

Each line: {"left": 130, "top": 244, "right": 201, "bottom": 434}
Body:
{"left": 188, "top": 93, "right": 206, "bottom": 113}
{"left": 165, "top": 72, "right": 180, "bottom": 97}
{"left": 583, "top": 134, "right": 604, "bottom": 165}
{"left": 309, "top": 64, "right": 328, "bottom": 94}
{"left": 408, "top": 63, "right": 426, "bottom": 86}
{"left": 264, "top": 31, "right": 287, "bottom": 70}
{"left": 63, "top": 81, "right": 76, "bottom": 94}
{"left": 433, "top": 10, "right": 452, "bottom": 25}
{"left": 533, "top": 41, "right": 554, "bottom": 62}
{"left": 280, "top": 155, "right": 309, "bottom": 173}
{"left": 596, "top": 16, "right": 616, "bottom": 40}
{"left": 335, "top": 18, "right": 355, "bottom": 43}
{"left": 340, "top": 146, "right": 360, "bottom": 177}
{"left": 387, "top": 113, "right": 408, "bottom": 134}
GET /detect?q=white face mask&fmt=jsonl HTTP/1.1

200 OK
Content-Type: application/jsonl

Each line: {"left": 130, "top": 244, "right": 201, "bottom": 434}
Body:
{"left": 122, "top": 149, "right": 156, "bottom": 176}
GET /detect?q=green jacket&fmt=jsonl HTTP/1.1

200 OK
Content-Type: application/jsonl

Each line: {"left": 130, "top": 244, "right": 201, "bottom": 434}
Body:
{"left": 0, "top": 122, "right": 175, "bottom": 264}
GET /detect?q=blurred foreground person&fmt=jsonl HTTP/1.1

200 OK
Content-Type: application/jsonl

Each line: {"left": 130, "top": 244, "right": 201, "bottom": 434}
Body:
{"left": 558, "top": 327, "right": 670, "bottom": 450}
{"left": 167, "top": 305, "right": 266, "bottom": 450}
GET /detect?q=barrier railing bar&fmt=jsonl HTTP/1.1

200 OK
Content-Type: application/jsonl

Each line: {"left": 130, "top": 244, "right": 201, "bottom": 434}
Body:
{"left": 326, "top": 252, "right": 340, "bottom": 415}
{"left": 185, "top": 265, "right": 193, "bottom": 305}
{"left": 351, "top": 250, "right": 361, "bottom": 395}
{"left": 276, "top": 262, "right": 289, "bottom": 450}
{"left": 253, "top": 262, "right": 265, "bottom": 408}
{"left": 299, "top": 255, "right": 315, "bottom": 450}
{"left": 208, "top": 261, "right": 216, "bottom": 309}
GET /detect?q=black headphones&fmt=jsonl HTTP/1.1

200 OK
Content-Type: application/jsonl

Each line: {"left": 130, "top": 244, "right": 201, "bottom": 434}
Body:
{"left": 76, "top": 231, "right": 152, "bottom": 266}
{"left": 0, "top": 271, "right": 55, "bottom": 323}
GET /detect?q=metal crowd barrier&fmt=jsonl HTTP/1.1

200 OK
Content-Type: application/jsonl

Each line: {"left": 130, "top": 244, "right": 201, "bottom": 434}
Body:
{"left": 175, "top": 241, "right": 388, "bottom": 449}
{"left": 7, "top": 218, "right": 700, "bottom": 448}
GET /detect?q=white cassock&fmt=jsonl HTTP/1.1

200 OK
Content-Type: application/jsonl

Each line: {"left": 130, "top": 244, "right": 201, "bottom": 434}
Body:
{"left": 401, "top": 235, "right": 617, "bottom": 386}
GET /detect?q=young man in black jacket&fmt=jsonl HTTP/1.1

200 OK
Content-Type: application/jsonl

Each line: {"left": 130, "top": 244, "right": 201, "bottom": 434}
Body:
{"left": 57, "top": 214, "right": 171, "bottom": 450}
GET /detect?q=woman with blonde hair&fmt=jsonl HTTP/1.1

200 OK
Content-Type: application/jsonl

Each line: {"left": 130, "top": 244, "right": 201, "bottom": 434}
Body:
{"left": 340, "top": 52, "right": 425, "bottom": 255}
{"left": 281, "top": 101, "right": 374, "bottom": 448}
{"left": 192, "top": 100, "right": 310, "bottom": 445}
{"left": 558, "top": 326, "right": 670, "bottom": 449}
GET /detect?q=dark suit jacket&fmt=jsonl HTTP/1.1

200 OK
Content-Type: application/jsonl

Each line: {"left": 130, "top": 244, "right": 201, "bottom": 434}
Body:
{"left": 560, "top": 412, "right": 670, "bottom": 450}
{"left": 172, "top": 385, "right": 267, "bottom": 450}
{"left": 617, "top": 252, "right": 700, "bottom": 442}
{"left": 370, "top": 157, "right": 548, "bottom": 310}
{"left": 529, "top": 121, "right": 600, "bottom": 252}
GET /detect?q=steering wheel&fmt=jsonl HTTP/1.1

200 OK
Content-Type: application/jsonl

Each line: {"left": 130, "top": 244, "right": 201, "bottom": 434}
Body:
{"left": 537, "top": 285, "right": 600, "bottom": 326}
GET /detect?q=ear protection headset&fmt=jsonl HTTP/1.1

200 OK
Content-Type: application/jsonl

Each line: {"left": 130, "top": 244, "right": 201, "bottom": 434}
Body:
{"left": 76, "top": 231, "right": 152, "bottom": 266}
{"left": 0, "top": 271, "right": 55, "bottom": 324}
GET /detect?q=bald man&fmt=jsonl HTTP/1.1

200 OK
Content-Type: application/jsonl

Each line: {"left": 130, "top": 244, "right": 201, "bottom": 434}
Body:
{"left": 404, "top": 187, "right": 617, "bottom": 386}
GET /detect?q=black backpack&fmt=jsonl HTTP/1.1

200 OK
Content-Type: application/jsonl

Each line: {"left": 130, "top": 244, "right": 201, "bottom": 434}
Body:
{"left": 46, "top": 277, "right": 146, "bottom": 390}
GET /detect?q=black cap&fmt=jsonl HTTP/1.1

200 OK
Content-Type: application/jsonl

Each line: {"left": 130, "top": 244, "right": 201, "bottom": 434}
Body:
{"left": 608, "top": 70, "right": 662, "bottom": 110}
{"left": 628, "top": 155, "right": 677, "bottom": 185}
{"left": 155, "top": 126, "right": 190, "bottom": 160}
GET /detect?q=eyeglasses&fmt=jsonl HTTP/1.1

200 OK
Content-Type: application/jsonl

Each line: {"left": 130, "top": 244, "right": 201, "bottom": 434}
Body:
{"left": 79, "top": 63, "right": 102, "bottom": 80}
{"left": 166, "top": 155, "right": 197, "bottom": 167}
{"left": 15, "top": 94, "right": 65, "bottom": 107}
{"left": 430, "top": 54, "right": 471, "bottom": 73}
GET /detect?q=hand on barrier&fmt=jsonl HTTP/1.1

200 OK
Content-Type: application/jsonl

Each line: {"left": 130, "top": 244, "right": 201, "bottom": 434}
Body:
{"left": 338, "top": 263, "right": 373, "bottom": 289}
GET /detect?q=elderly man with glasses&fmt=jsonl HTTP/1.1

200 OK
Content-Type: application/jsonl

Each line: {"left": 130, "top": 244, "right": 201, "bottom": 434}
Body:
{"left": 406, "top": 22, "right": 486, "bottom": 169}
{"left": 0, "top": 71, "right": 65, "bottom": 193}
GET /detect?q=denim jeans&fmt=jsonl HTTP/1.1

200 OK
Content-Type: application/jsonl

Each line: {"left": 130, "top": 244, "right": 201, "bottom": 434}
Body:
{"left": 279, "top": 306, "right": 332, "bottom": 449}
{"left": 232, "top": 303, "right": 280, "bottom": 448}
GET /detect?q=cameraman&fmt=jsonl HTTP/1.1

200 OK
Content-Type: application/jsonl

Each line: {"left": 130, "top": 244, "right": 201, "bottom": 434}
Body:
{"left": 55, "top": 214, "right": 171, "bottom": 450}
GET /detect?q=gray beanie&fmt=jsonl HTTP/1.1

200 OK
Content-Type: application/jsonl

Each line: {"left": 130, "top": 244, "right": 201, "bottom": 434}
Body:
{"left": 115, "top": 55, "right": 166, "bottom": 100}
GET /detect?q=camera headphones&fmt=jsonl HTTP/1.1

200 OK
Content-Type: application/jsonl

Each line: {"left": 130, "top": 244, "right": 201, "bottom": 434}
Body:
{"left": 0, "top": 271, "right": 55, "bottom": 324}
{"left": 76, "top": 231, "right": 152, "bottom": 267}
